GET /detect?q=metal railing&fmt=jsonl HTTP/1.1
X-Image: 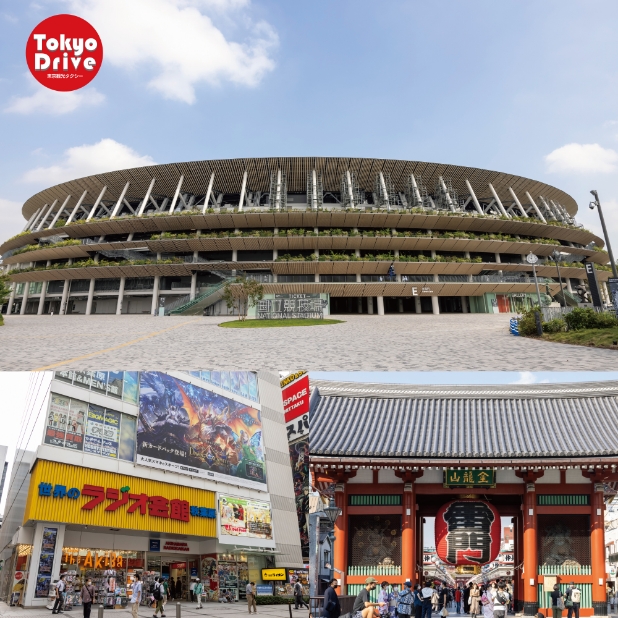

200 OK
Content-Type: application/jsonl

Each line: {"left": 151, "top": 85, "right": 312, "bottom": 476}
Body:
{"left": 538, "top": 565, "right": 591, "bottom": 575}
{"left": 347, "top": 565, "right": 402, "bottom": 576}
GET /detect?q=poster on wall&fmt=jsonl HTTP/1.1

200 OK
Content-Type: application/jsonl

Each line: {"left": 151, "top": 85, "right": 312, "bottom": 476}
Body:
{"left": 289, "top": 439, "right": 309, "bottom": 559}
{"left": 102, "top": 410, "right": 120, "bottom": 458}
{"left": 219, "top": 495, "right": 273, "bottom": 540}
{"left": 136, "top": 372, "right": 266, "bottom": 490}
{"left": 35, "top": 527, "right": 58, "bottom": 597}
{"left": 84, "top": 404, "right": 104, "bottom": 455}
{"left": 64, "top": 399, "right": 86, "bottom": 451}
{"left": 44, "top": 394, "right": 70, "bottom": 447}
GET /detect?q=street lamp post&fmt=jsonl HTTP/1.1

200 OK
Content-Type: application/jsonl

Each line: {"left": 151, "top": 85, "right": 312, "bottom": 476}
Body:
{"left": 589, "top": 191, "right": 618, "bottom": 279}
{"left": 527, "top": 253, "right": 543, "bottom": 308}
{"left": 552, "top": 250, "right": 565, "bottom": 307}
{"left": 323, "top": 497, "right": 342, "bottom": 585}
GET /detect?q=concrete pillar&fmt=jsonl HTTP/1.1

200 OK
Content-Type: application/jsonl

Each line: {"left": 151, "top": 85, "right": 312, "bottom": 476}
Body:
{"left": 273, "top": 248, "right": 278, "bottom": 260}
{"left": 431, "top": 296, "right": 440, "bottom": 315}
{"left": 59, "top": 280, "right": 70, "bottom": 315}
{"left": 357, "top": 297, "right": 363, "bottom": 313}
{"left": 566, "top": 278, "right": 573, "bottom": 294}
{"left": 20, "top": 282, "right": 30, "bottom": 315}
{"left": 367, "top": 297, "right": 374, "bottom": 314}
{"left": 495, "top": 252, "right": 503, "bottom": 276}
{"left": 355, "top": 273, "right": 361, "bottom": 282}
{"left": 116, "top": 277, "right": 126, "bottom": 315}
{"left": 151, "top": 276, "right": 160, "bottom": 315}
{"left": 6, "top": 283, "right": 15, "bottom": 315}
{"left": 431, "top": 249, "right": 436, "bottom": 259}
{"left": 190, "top": 273, "right": 197, "bottom": 300}
{"left": 398, "top": 298, "right": 404, "bottom": 312}
{"left": 232, "top": 248, "right": 237, "bottom": 262}
{"left": 377, "top": 296, "right": 384, "bottom": 315}
{"left": 461, "top": 296, "right": 468, "bottom": 313}
{"left": 314, "top": 273, "right": 319, "bottom": 283}
{"left": 414, "top": 296, "right": 421, "bottom": 314}
{"left": 85, "top": 278, "right": 95, "bottom": 315}
{"left": 37, "top": 281, "right": 47, "bottom": 315}
{"left": 355, "top": 249, "right": 361, "bottom": 258}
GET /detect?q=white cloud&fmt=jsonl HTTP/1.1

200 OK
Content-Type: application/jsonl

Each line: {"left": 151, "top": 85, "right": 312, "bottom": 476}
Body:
{"left": 21, "top": 139, "right": 156, "bottom": 185}
{"left": 65, "top": 0, "right": 278, "bottom": 104}
{"left": 0, "top": 198, "right": 27, "bottom": 245}
{"left": 4, "top": 84, "right": 105, "bottom": 116}
{"left": 511, "top": 371, "right": 538, "bottom": 385}
{"left": 544, "top": 143, "right": 618, "bottom": 174}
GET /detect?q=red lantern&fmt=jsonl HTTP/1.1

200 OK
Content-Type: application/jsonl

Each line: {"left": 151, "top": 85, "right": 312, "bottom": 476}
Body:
{"left": 435, "top": 499, "right": 501, "bottom": 566}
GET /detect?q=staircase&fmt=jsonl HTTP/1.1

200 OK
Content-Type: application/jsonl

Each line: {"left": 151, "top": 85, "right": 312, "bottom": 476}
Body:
{"left": 553, "top": 288, "right": 580, "bottom": 307}
{"left": 167, "top": 280, "right": 228, "bottom": 315}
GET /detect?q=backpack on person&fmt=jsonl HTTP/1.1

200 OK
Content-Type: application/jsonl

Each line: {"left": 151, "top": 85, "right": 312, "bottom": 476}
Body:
{"left": 571, "top": 589, "right": 581, "bottom": 604}
{"left": 153, "top": 583, "right": 162, "bottom": 601}
{"left": 496, "top": 591, "right": 508, "bottom": 606}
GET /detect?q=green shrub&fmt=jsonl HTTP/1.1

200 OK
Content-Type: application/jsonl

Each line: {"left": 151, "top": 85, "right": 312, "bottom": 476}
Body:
{"left": 564, "top": 307, "right": 597, "bottom": 331}
{"left": 255, "top": 596, "right": 306, "bottom": 605}
{"left": 543, "top": 318, "right": 566, "bottom": 333}
{"left": 590, "top": 312, "right": 618, "bottom": 329}
{"left": 518, "top": 307, "right": 543, "bottom": 337}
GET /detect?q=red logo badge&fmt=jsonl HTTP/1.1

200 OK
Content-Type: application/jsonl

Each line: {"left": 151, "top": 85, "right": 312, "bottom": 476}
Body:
{"left": 26, "top": 14, "right": 103, "bottom": 92}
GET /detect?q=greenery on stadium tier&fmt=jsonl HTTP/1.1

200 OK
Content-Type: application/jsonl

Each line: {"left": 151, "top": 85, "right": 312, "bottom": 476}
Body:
{"left": 0, "top": 273, "right": 9, "bottom": 326}
{"left": 519, "top": 307, "right": 618, "bottom": 348}
{"left": 219, "top": 318, "right": 344, "bottom": 328}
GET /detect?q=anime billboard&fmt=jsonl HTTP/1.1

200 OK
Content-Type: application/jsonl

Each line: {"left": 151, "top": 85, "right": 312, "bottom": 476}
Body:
{"left": 136, "top": 372, "right": 266, "bottom": 490}
{"left": 219, "top": 495, "right": 273, "bottom": 540}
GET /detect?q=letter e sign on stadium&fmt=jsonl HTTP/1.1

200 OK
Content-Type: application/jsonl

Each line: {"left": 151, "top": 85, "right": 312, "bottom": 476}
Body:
{"left": 282, "top": 375, "right": 310, "bottom": 422}
{"left": 26, "top": 14, "right": 103, "bottom": 91}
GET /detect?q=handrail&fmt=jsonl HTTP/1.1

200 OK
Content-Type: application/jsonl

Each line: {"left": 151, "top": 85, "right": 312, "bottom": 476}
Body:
{"left": 168, "top": 280, "right": 229, "bottom": 315}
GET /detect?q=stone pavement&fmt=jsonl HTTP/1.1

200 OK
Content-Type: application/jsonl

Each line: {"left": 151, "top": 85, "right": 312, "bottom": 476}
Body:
{"left": 0, "top": 314, "right": 616, "bottom": 371}
{"left": 0, "top": 600, "right": 301, "bottom": 618}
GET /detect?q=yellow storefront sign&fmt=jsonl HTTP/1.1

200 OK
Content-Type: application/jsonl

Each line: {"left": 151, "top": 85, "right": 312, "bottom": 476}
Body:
{"left": 262, "top": 568, "right": 286, "bottom": 580}
{"left": 24, "top": 460, "right": 216, "bottom": 537}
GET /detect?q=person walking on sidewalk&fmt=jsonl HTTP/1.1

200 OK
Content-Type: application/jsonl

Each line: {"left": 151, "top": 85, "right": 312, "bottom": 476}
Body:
{"left": 195, "top": 580, "right": 204, "bottom": 609}
{"left": 162, "top": 578, "right": 169, "bottom": 611}
{"left": 246, "top": 581, "right": 257, "bottom": 614}
{"left": 153, "top": 577, "right": 166, "bottom": 618}
{"left": 81, "top": 577, "right": 96, "bottom": 618}
{"left": 130, "top": 574, "right": 142, "bottom": 618}
{"left": 52, "top": 574, "right": 67, "bottom": 614}
{"left": 455, "top": 587, "right": 462, "bottom": 614}
{"left": 323, "top": 580, "right": 341, "bottom": 618}
{"left": 294, "top": 579, "right": 309, "bottom": 609}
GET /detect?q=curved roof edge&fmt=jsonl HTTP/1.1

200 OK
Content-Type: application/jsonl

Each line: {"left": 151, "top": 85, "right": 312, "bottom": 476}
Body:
{"left": 21, "top": 157, "right": 579, "bottom": 220}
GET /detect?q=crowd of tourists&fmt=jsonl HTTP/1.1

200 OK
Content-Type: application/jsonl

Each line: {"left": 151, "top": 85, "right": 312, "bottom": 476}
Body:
{"left": 322, "top": 575, "right": 584, "bottom": 618}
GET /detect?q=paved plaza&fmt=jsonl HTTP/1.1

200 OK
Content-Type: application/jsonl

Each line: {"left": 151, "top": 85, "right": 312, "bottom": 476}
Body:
{"left": 0, "top": 313, "right": 616, "bottom": 370}
{"left": 0, "top": 601, "right": 299, "bottom": 618}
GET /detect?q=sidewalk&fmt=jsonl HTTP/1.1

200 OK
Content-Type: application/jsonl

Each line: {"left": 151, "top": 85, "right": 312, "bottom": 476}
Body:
{"left": 0, "top": 601, "right": 306, "bottom": 618}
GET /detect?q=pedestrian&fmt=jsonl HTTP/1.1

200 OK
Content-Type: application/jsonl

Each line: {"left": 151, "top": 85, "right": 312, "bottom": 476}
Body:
{"left": 480, "top": 586, "right": 493, "bottom": 618}
{"left": 396, "top": 581, "right": 414, "bottom": 618}
{"left": 439, "top": 587, "right": 448, "bottom": 614}
{"left": 246, "top": 581, "right": 258, "bottom": 615}
{"left": 190, "top": 579, "right": 196, "bottom": 603}
{"left": 130, "top": 574, "right": 142, "bottom": 618}
{"left": 162, "top": 578, "right": 169, "bottom": 610}
{"left": 294, "top": 579, "right": 309, "bottom": 609}
{"left": 413, "top": 584, "right": 423, "bottom": 618}
{"left": 169, "top": 578, "right": 175, "bottom": 601}
{"left": 469, "top": 584, "right": 480, "bottom": 618}
{"left": 420, "top": 582, "right": 434, "bottom": 618}
{"left": 455, "top": 588, "right": 462, "bottom": 614}
{"left": 153, "top": 577, "right": 166, "bottom": 618}
{"left": 492, "top": 583, "right": 509, "bottom": 618}
{"left": 378, "top": 582, "right": 391, "bottom": 617}
{"left": 550, "top": 584, "right": 564, "bottom": 618}
{"left": 565, "top": 582, "right": 581, "bottom": 618}
{"left": 389, "top": 584, "right": 400, "bottom": 618}
{"left": 52, "top": 574, "right": 67, "bottom": 614}
{"left": 195, "top": 579, "right": 204, "bottom": 610}
{"left": 323, "top": 579, "right": 341, "bottom": 618}
{"left": 81, "top": 577, "right": 96, "bottom": 618}
{"left": 464, "top": 585, "right": 471, "bottom": 615}
{"left": 432, "top": 587, "right": 440, "bottom": 614}
{"left": 352, "top": 577, "right": 386, "bottom": 618}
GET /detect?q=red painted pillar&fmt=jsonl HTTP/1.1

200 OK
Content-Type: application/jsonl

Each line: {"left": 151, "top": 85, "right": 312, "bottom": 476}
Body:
{"left": 523, "top": 482, "right": 538, "bottom": 616}
{"left": 591, "top": 482, "right": 607, "bottom": 616}
{"left": 402, "top": 482, "right": 416, "bottom": 584}
{"left": 512, "top": 517, "right": 520, "bottom": 611}
{"left": 334, "top": 482, "right": 347, "bottom": 594}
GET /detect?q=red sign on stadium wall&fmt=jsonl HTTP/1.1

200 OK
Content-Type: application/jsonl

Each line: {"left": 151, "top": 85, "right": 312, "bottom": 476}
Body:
{"left": 26, "top": 14, "right": 103, "bottom": 92}
{"left": 435, "top": 499, "right": 501, "bottom": 566}
{"left": 282, "top": 375, "right": 310, "bottom": 422}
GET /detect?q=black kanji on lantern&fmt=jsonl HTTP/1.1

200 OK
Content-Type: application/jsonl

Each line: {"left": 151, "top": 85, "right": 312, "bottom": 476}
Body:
{"left": 443, "top": 501, "right": 495, "bottom": 564}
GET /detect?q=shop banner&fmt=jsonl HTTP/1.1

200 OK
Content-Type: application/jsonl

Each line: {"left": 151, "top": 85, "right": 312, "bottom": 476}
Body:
{"left": 219, "top": 495, "right": 273, "bottom": 540}
{"left": 282, "top": 375, "right": 310, "bottom": 423}
{"left": 35, "top": 526, "right": 58, "bottom": 597}
{"left": 609, "top": 277, "right": 618, "bottom": 317}
{"left": 44, "top": 394, "right": 70, "bottom": 447}
{"left": 256, "top": 584, "right": 273, "bottom": 596}
{"left": 289, "top": 439, "right": 309, "bottom": 559}
{"left": 136, "top": 372, "right": 266, "bottom": 490}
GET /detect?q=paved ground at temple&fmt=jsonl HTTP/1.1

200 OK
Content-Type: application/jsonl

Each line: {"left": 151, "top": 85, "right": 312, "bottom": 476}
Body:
{"left": 0, "top": 313, "right": 616, "bottom": 371}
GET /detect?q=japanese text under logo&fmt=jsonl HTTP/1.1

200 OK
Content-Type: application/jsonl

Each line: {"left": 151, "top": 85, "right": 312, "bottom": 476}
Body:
{"left": 434, "top": 499, "right": 501, "bottom": 566}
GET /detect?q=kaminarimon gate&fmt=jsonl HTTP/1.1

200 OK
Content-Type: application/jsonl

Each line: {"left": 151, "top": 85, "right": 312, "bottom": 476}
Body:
{"left": 309, "top": 380, "right": 618, "bottom": 617}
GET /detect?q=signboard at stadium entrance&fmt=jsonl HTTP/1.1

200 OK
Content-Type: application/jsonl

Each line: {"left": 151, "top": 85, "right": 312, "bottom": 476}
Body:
{"left": 255, "top": 294, "right": 329, "bottom": 319}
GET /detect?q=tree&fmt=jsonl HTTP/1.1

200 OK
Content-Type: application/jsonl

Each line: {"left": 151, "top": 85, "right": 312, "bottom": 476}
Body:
{"left": 222, "top": 276, "right": 264, "bottom": 321}
{"left": 0, "top": 273, "right": 11, "bottom": 308}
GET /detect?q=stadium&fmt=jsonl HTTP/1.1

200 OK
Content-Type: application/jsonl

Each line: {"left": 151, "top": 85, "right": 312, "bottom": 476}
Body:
{"left": 0, "top": 157, "right": 613, "bottom": 317}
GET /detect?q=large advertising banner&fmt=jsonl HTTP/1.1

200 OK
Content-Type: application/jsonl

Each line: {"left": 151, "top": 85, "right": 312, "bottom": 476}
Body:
{"left": 219, "top": 495, "right": 273, "bottom": 540}
{"left": 289, "top": 439, "right": 309, "bottom": 559}
{"left": 136, "top": 372, "right": 267, "bottom": 490}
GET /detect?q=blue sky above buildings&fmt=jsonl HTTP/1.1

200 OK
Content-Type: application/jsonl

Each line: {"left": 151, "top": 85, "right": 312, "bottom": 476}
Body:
{"left": 1, "top": 0, "right": 618, "bottom": 246}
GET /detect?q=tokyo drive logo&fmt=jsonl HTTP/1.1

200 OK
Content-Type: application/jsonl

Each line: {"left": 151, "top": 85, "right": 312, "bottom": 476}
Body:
{"left": 26, "top": 14, "right": 103, "bottom": 92}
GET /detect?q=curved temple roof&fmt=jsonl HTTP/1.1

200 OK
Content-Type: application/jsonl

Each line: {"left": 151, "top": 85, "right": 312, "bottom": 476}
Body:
{"left": 309, "top": 381, "right": 618, "bottom": 460}
{"left": 21, "top": 156, "right": 578, "bottom": 220}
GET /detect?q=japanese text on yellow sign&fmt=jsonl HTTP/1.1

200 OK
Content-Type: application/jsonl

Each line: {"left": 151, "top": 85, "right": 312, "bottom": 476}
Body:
{"left": 443, "top": 469, "right": 496, "bottom": 488}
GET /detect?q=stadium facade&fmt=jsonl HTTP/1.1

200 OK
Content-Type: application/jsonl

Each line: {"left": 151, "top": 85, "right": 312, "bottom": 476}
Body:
{"left": 0, "top": 157, "right": 613, "bottom": 317}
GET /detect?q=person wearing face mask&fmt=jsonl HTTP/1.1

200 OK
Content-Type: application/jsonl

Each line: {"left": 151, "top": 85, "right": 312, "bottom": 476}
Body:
{"left": 80, "top": 577, "right": 96, "bottom": 618}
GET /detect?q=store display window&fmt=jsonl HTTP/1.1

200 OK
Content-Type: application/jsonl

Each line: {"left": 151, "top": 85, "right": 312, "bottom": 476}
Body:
{"left": 60, "top": 548, "right": 144, "bottom": 610}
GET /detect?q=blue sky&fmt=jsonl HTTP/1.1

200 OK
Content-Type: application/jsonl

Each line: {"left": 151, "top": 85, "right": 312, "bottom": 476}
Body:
{"left": 1, "top": 0, "right": 618, "bottom": 247}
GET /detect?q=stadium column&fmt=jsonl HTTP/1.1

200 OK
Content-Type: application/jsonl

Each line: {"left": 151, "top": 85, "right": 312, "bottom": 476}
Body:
{"left": 461, "top": 296, "right": 468, "bottom": 313}
{"left": 20, "top": 282, "right": 30, "bottom": 315}
{"left": 377, "top": 296, "right": 384, "bottom": 315}
{"left": 415, "top": 297, "right": 421, "bottom": 314}
{"left": 190, "top": 272, "right": 197, "bottom": 300}
{"left": 6, "top": 282, "right": 16, "bottom": 315}
{"left": 334, "top": 482, "right": 347, "bottom": 593}
{"left": 357, "top": 298, "right": 362, "bottom": 313}
{"left": 151, "top": 276, "right": 161, "bottom": 316}
{"left": 85, "top": 279, "right": 95, "bottom": 315}
{"left": 591, "top": 482, "right": 607, "bottom": 616}
{"left": 37, "top": 281, "right": 47, "bottom": 315}
{"left": 367, "top": 297, "right": 374, "bottom": 314}
{"left": 398, "top": 299, "right": 404, "bottom": 312}
{"left": 116, "top": 277, "right": 126, "bottom": 315}
{"left": 523, "top": 481, "right": 538, "bottom": 616}
{"left": 59, "top": 280, "right": 70, "bottom": 315}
